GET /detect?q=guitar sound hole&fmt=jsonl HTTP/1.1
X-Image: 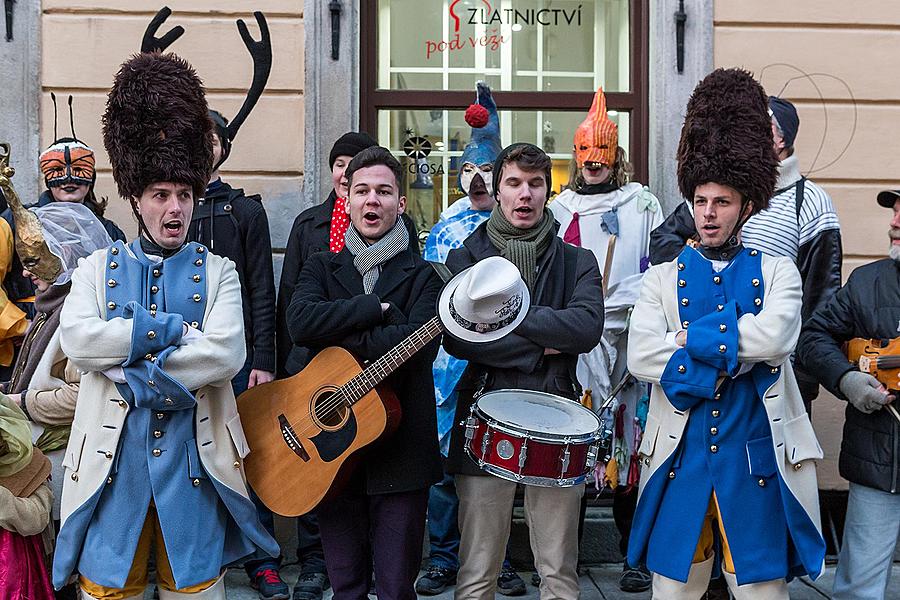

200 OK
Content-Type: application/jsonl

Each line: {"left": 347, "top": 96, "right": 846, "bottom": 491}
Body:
{"left": 313, "top": 389, "right": 349, "bottom": 430}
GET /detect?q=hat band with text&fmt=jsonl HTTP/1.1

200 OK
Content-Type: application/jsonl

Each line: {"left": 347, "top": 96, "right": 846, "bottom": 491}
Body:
{"left": 448, "top": 292, "right": 523, "bottom": 334}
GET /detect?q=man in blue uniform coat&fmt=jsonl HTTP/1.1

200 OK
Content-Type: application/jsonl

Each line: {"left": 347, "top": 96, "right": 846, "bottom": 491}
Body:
{"left": 626, "top": 68, "right": 826, "bottom": 599}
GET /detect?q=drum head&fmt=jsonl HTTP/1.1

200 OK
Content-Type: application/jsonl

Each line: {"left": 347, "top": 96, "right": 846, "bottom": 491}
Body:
{"left": 476, "top": 390, "right": 600, "bottom": 438}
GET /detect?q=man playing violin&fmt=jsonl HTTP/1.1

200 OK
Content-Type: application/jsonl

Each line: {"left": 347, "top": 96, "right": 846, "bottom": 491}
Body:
{"left": 797, "top": 189, "right": 900, "bottom": 600}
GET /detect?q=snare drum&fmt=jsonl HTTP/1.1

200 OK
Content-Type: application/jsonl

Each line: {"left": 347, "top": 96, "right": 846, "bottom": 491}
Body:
{"left": 464, "top": 389, "right": 609, "bottom": 487}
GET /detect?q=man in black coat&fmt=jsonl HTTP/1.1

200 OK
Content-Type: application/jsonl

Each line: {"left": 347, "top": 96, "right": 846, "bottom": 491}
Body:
{"left": 187, "top": 109, "right": 283, "bottom": 598}
{"left": 444, "top": 143, "right": 604, "bottom": 600}
{"left": 287, "top": 146, "right": 442, "bottom": 600}
{"left": 797, "top": 189, "right": 900, "bottom": 600}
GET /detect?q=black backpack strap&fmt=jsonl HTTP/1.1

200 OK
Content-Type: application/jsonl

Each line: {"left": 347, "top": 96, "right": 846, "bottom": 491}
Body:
{"left": 795, "top": 177, "right": 807, "bottom": 220}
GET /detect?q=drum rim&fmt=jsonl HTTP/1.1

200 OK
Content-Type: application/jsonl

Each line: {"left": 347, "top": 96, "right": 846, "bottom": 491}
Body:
{"left": 474, "top": 389, "right": 601, "bottom": 441}
{"left": 464, "top": 450, "right": 592, "bottom": 488}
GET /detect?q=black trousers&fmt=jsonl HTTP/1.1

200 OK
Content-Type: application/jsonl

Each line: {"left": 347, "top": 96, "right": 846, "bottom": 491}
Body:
{"left": 317, "top": 483, "right": 428, "bottom": 600}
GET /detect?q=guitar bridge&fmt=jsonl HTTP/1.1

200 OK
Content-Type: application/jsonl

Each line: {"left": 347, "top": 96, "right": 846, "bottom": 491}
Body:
{"left": 278, "top": 414, "right": 310, "bottom": 461}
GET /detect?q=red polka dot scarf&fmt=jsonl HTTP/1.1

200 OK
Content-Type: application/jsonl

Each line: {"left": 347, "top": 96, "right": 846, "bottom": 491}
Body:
{"left": 329, "top": 196, "right": 350, "bottom": 252}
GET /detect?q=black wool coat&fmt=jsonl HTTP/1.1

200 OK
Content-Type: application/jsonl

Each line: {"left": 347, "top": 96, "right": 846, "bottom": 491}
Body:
{"left": 276, "top": 191, "right": 420, "bottom": 378}
{"left": 188, "top": 181, "right": 276, "bottom": 372}
{"left": 286, "top": 246, "right": 442, "bottom": 494}
{"left": 443, "top": 222, "right": 605, "bottom": 476}
{"left": 798, "top": 258, "right": 900, "bottom": 494}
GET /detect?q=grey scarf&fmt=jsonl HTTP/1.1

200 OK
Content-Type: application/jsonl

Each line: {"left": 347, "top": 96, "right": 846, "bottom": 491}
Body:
{"left": 344, "top": 218, "right": 410, "bottom": 293}
{"left": 486, "top": 205, "right": 556, "bottom": 291}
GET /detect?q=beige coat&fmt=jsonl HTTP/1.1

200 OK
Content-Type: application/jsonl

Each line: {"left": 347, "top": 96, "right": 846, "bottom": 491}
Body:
{"left": 56, "top": 246, "right": 252, "bottom": 525}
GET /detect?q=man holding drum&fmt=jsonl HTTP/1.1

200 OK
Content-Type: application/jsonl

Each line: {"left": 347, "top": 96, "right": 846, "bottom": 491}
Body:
{"left": 626, "top": 68, "right": 826, "bottom": 598}
{"left": 443, "top": 143, "right": 604, "bottom": 600}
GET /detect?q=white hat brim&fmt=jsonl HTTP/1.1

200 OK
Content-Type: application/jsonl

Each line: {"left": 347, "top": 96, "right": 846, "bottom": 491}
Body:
{"left": 437, "top": 264, "right": 531, "bottom": 343}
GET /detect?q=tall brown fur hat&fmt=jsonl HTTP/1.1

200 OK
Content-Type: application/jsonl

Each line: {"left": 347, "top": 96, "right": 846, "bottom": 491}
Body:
{"left": 676, "top": 68, "right": 778, "bottom": 214}
{"left": 102, "top": 52, "right": 213, "bottom": 200}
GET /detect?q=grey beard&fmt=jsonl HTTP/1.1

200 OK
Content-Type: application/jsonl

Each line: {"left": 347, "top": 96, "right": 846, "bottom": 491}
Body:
{"left": 890, "top": 244, "right": 900, "bottom": 263}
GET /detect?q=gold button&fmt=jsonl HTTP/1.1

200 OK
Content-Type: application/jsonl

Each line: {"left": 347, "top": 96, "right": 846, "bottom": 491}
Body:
{"left": 714, "top": 393, "right": 721, "bottom": 400}
{"left": 109, "top": 261, "right": 118, "bottom": 269}
{"left": 107, "top": 476, "right": 113, "bottom": 484}
{"left": 668, "top": 471, "right": 676, "bottom": 479}
{"left": 716, "top": 304, "right": 724, "bottom": 311}
{"left": 197, "top": 247, "right": 205, "bottom": 253}
{"left": 752, "top": 278, "right": 760, "bottom": 287}
{"left": 105, "top": 451, "right": 113, "bottom": 459}
{"left": 150, "top": 303, "right": 157, "bottom": 310}
{"left": 164, "top": 398, "right": 173, "bottom": 405}
{"left": 719, "top": 324, "right": 727, "bottom": 332}
{"left": 118, "top": 400, "right": 127, "bottom": 408}
{"left": 710, "top": 445, "right": 718, "bottom": 453}
{"left": 190, "top": 321, "right": 199, "bottom": 328}
{"left": 678, "top": 279, "right": 686, "bottom": 287}
{"left": 195, "top": 259, "right": 203, "bottom": 266}
{"left": 681, "top": 298, "right": 689, "bottom": 306}
{"left": 677, "top": 263, "right": 685, "bottom": 271}
{"left": 108, "top": 302, "right": 118, "bottom": 311}
{"left": 107, "top": 279, "right": 117, "bottom": 288}
{"left": 682, "top": 320, "right": 690, "bottom": 328}
{"left": 193, "top": 274, "right": 201, "bottom": 283}
{"left": 794, "top": 463, "right": 803, "bottom": 470}
{"left": 71, "top": 472, "right": 78, "bottom": 481}
{"left": 758, "top": 478, "right": 766, "bottom": 487}
{"left": 712, "top": 409, "right": 720, "bottom": 417}
{"left": 145, "top": 353, "right": 153, "bottom": 360}
{"left": 153, "top": 268, "right": 161, "bottom": 277}
{"left": 719, "top": 344, "right": 727, "bottom": 353}
{"left": 151, "top": 285, "right": 159, "bottom": 294}
{"left": 644, "top": 457, "right": 651, "bottom": 466}
{"left": 156, "top": 412, "right": 165, "bottom": 420}
{"left": 233, "top": 461, "right": 241, "bottom": 469}
{"left": 147, "top": 330, "right": 156, "bottom": 339}
{"left": 152, "top": 448, "right": 162, "bottom": 457}
{"left": 750, "top": 249, "right": 758, "bottom": 256}
{"left": 150, "top": 310, "right": 157, "bottom": 317}
{"left": 713, "top": 276, "right": 721, "bottom": 284}
{"left": 710, "top": 427, "right": 718, "bottom": 435}
{"left": 193, "top": 478, "right": 201, "bottom": 486}
{"left": 148, "top": 380, "right": 155, "bottom": 387}
{"left": 193, "top": 294, "right": 201, "bottom": 302}
{"left": 154, "top": 430, "right": 163, "bottom": 439}
{"left": 754, "top": 298, "right": 762, "bottom": 306}
{"left": 771, "top": 367, "right": 779, "bottom": 374}
{"left": 678, "top": 365, "right": 686, "bottom": 374}
{"left": 111, "top": 247, "right": 119, "bottom": 255}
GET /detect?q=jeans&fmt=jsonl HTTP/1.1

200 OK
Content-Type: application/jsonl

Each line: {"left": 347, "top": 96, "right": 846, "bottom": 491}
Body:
{"left": 427, "top": 471, "right": 514, "bottom": 573}
{"left": 833, "top": 482, "right": 900, "bottom": 600}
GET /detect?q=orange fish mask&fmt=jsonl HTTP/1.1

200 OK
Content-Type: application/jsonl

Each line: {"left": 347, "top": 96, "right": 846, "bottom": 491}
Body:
{"left": 39, "top": 140, "right": 95, "bottom": 189}
{"left": 573, "top": 87, "right": 617, "bottom": 168}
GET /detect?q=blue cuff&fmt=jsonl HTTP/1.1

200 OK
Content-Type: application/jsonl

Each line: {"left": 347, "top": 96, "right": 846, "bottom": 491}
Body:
{"left": 123, "top": 302, "right": 184, "bottom": 366}
{"left": 123, "top": 346, "right": 196, "bottom": 411}
{"left": 660, "top": 348, "right": 720, "bottom": 411}
{"left": 685, "top": 300, "right": 740, "bottom": 376}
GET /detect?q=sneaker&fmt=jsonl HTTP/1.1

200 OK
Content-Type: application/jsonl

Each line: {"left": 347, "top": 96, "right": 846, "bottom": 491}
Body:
{"left": 415, "top": 565, "right": 457, "bottom": 595}
{"left": 497, "top": 567, "right": 526, "bottom": 596}
{"left": 619, "top": 563, "right": 652, "bottom": 593}
{"left": 252, "top": 568, "right": 290, "bottom": 600}
{"left": 293, "top": 571, "right": 328, "bottom": 600}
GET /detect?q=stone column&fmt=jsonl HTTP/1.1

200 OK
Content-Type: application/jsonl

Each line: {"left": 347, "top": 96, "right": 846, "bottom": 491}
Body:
{"left": 0, "top": 0, "right": 42, "bottom": 204}
{"left": 649, "top": 0, "right": 714, "bottom": 215}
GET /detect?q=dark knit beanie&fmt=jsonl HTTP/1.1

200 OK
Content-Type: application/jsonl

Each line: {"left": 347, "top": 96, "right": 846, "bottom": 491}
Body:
{"left": 329, "top": 132, "right": 378, "bottom": 168}
{"left": 769, "top": 96, "right": 799, "bottom": 148}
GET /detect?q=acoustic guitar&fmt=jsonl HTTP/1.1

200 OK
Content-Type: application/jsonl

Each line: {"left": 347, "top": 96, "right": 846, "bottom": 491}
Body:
{"left": 237, "top": 316, "right": 443, "bottom": 516}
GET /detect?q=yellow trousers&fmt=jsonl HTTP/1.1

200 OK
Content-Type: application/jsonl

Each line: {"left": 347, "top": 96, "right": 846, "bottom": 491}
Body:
{"left": 691, "top": 492, "right": 735, "bottom": 574}
{"left": 80, "top": 505, "right": 219, "bottom": 599}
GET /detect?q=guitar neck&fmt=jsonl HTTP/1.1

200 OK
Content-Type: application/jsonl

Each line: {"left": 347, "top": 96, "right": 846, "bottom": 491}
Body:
{"left": 343, "top": 316, "right": 443, "bottom": 403}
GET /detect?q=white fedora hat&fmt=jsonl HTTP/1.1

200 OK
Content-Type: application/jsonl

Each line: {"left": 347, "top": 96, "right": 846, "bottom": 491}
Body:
{"left": 438, "top": 256, "right": 530, "bottom": 343}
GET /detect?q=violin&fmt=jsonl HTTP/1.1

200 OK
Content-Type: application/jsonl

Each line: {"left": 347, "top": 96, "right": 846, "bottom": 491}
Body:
{"left": 846, "top": 337, "right": 900, "bottom": 392}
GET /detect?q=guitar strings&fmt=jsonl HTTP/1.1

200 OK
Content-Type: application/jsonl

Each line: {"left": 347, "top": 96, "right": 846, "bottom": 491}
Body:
{"left": 283, "top": 317, "right": 444, "bottom": 438}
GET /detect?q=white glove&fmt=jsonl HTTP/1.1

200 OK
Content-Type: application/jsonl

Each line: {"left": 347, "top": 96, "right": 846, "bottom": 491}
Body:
{"left": 839, "top": 371, "right": 893, "bottom": 414}
{"left": 101, "top": 366, "right": 127, "bottom": 383}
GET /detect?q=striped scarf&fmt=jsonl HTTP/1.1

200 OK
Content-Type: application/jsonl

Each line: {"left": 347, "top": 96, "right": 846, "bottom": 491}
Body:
{"left": 344, "top": 218, "right": 410, "bottom": 293}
